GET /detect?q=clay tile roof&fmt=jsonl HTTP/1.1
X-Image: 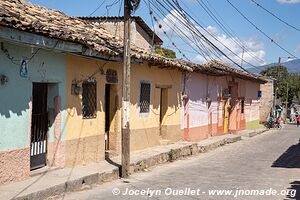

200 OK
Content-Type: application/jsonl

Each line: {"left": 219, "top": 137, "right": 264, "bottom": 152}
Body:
{"left": 0, "top": 0, "right": 192, "bottom": 71}
{"left": 200, "top": 60, "right": 267, "bottom": 83}
{"left": 0, "top": 0, "right": 267, "bottom": 81}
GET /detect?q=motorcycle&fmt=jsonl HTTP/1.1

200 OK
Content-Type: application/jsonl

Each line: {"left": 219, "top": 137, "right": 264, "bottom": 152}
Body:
{"left": 264, "top": 118, "right": 282, "bottom": 129}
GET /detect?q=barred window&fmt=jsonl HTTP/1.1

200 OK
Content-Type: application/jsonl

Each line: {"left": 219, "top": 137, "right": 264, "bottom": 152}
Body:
{"left": 139, "top": 82, "right": 151, "bottom": 113}
{"left": 82, "top": 81, "right": 97, "bottom": 118}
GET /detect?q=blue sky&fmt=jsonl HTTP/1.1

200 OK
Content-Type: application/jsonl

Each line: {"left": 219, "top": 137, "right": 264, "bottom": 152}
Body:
{"left": 27, "top": 0, "right": 300, "bottom": 69}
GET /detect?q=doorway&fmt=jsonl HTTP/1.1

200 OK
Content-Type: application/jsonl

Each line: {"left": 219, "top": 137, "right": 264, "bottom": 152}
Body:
{"left": 30, "top": 83, "right": 48, "bottom": 170}
{"left": 207, "top": 100, "right": 213, "bottom": 136}
{"left": 105, "top": 84, "right": 117, "bottom": 152}
{"left": 223, "top": 99, "right": 229, "bottom": 133}
{"left": 159, "top": 88, "right": 168, "bottom": 137}
{"left": 229, "top": 83, "right": 238, "bottom": 131}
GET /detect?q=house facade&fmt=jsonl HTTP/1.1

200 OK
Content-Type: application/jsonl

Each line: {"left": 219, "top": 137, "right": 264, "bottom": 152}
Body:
{"left": 0, "top": 0, "right": 266, "bottom": 185}
{"left": 64, "top": 54, "right": 182, "bottom": 166}
{"left": 182, "top": 62, "right": 265, "bottom": 141}
{"left": 0, "top": 39, "right": 67, "bottom": 183}
{"left": 0, "top": 0, "right": 187, "bottom": 184}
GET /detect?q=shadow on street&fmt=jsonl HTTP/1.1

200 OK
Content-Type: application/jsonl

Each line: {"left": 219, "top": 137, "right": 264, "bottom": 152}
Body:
{"left": 286, "top": 181, "right": 300, "bottom": 200}
{"left": 272, "top": 140, "right": 300, "bottom": 168}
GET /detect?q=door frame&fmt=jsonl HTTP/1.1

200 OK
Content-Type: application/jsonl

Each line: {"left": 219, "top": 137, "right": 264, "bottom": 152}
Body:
{"left": 104, "top": 83, "right": 118, "bottom": 152}
{"left": 223, "top": 98, "right": 229, "bottom": 133}
{"left": 30, "top": 82, "right": 49, "bottom": 170}
{"left": 156, "top": 84, "right": 171, "bottom": 138}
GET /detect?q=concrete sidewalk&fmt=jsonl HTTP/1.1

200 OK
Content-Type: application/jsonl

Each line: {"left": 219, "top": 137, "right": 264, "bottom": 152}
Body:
{"left": 0, "top": 130, "right": 267, "bottom": 200}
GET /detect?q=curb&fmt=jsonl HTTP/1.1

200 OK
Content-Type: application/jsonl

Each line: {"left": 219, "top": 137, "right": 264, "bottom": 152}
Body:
{"left": 13, "top": 169, "right": 120, "bottom": 200}
{"left": 131, "top": 135, "right": 242, "bottom": 174}
{"left": 13, "top": 135, "right": 242, "bottom": 200}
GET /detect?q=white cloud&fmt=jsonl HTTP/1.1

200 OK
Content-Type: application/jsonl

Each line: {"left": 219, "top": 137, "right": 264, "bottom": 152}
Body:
{"left": 277, "top": 0, "right": 300, "bottom": 4}
{"left": 273, "top": 33, "right": 286, "bottom": 42}
{"left": 155, "top": 10, "right": 266, "bottom": 67}
{"left": 294, "top": 44, "right": 300, "bottom": 52}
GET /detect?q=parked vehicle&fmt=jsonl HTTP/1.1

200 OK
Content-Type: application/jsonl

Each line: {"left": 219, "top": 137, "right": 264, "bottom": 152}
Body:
{"left": 264, "top": 117, "right": 282, "bottom": 129}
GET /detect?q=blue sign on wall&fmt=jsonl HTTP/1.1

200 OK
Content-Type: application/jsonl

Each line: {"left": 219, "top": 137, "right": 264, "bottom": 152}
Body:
{"left": 20, "top": 59, "right": 28, "bottom": 78}
{"left": 258, "top": 90, "right": 262, "bottom": 98}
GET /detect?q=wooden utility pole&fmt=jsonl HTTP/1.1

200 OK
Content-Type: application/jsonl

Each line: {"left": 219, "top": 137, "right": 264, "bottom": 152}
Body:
{"left": 285, "top": 82, "right": 289, "bottom": 113}
{"left": 274, "top": 57, "right": 281, "bottom": 111}
{"left": 240, "top": 46, "right": 245, "bottom": 67}
{"left": 121, "top": 0, "right": 131, "bottom": 178}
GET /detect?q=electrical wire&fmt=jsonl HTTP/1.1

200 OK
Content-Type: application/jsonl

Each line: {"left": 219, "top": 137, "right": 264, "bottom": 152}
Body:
{"left": 148, "top": 0, "right": 220, "bottom": 62}
{"left": 88, "top": 0, "right": 106, "bottom": 16}
{"left": 189, "top": 0, "right": 265, "bottom": 68}
{"left": 226, "top": 0, "right": 299, "bottom": 59}
{"left": 149, "top": 0, "right": 223, "bottom": 61}
{"left": 155, "top": 0, "right": 252, "bottom": 72}
{"left": 251, "top": 0, "right": 300, "bottom": 32}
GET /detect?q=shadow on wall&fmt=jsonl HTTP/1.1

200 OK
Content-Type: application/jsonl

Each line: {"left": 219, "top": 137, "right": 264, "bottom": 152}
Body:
{"left": 272, "top": 140, "right": 300, "bottom": 168}
{"left": 286, "top": 181, "right": 300, "bottom": 200}
{"left": 0, "top": 80, "right": 30, "bottom": 118}
{"left": 0, "top": 41, "right": 66, "bottom": 119}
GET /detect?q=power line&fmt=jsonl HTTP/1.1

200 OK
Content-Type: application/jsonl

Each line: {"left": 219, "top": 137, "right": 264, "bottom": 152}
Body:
{"left": 251, "top": 0, "right": 300, "bottom": 32}
{"left": 150, "top": 0, "right": 224, "bottom": 60}
{"left": 178, "top": 0, "right": 263, "bottom": 72}
{"left": 148, "top": 0, "right": 221, "bottom": 62}
{"left": 159, "top": 0, "right": 253, "bottom": 72}
{"left": 226, "top": 0, "right": 299, "bottom": 60}
{"left": 88, "top": 0, "right": 106, "bottom": 16}
{"left": 193, "top": 0, "right": 265, "bottom": 65}
{"left": 151, "top": 0, "right": 211, "bottom": 60}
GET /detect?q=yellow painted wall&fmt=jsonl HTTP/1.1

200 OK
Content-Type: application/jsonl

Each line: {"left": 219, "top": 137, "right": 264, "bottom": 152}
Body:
{"left": 65, "top": 54, "right": 122, "bottom": 141}
{"left": 129, "top": 63, "right": 182, "bottom": 150}
{"left": 130, "top": 64, "right": 181, "bottom": 130}
{"left": 65, "top": 54, "right": 122, "bottom": 166}
{"left": 65, "top": 54, "right": 182, "bottom": 158}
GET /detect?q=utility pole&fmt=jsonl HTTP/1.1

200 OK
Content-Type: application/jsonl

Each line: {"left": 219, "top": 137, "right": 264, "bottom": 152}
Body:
{"left": 274, "top": 57, "right": 281, "bottom": 110}
{"left": 240, "top": 46, "right": 245, "bottom": 67}
{"left": 121, "top": 0, "right": 131, "bottom": 178}
{"left": 285, "top": 82, "right": 289, "bottom": 113}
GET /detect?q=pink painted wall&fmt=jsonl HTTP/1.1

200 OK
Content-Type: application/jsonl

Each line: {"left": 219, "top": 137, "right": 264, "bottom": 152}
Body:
{"left": 181, "top": 73, "right": 228, "bottom": 141}
{"left": 182, "top": 73, "right": 261, "bottom": 141}
{"left": 238, "top": 79, "right": 260, "bottom": 123}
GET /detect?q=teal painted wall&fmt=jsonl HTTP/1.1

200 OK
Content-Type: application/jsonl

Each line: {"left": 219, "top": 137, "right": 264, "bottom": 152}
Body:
{"left": 0, "top": 40, "right": 66, "bottom": 151}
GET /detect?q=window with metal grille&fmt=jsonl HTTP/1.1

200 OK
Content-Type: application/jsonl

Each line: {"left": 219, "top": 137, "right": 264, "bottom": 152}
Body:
{"left": 82, "top": 81, "right": 97, "bottom": 118}
{"left": 139, "top": 82, "right": 151, "bottom": 113}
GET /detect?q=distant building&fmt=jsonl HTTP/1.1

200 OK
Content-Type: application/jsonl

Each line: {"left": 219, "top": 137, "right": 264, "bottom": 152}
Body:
{"left": 79, "top": 16, "right": 163, "bottom": 52}
{"left": 259, "top": 78, "right": 274, "bottom": 122}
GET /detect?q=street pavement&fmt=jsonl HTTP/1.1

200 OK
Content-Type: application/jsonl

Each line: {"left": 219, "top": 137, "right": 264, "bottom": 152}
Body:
{"left": 57, "top": 124, "right": 300, "bottom": 200}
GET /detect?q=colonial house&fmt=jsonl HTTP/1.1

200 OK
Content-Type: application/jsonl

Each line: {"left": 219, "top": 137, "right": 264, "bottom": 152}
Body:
{"left": 0, "top": 0, "right": 266, "bottom": 185}
{"left": 181, "top": 61, "right": 266, "bottom": 141}
{"left": 0, "top": 0, "right": 190, "bottom": 184}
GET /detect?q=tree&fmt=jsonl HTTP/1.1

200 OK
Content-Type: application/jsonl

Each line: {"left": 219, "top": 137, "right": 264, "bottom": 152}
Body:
{"left": 155, "top": 46, "right": 176, "bottom": 59}
{"left": 260, "top": 65, "right": 288, "bottom": 81}
{"left": 260, "top": 66, "right": 300, "bottom": 105}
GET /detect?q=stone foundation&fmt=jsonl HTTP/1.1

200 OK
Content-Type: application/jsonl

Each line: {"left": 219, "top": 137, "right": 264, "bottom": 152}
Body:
{"left": 0, "top": 147, "right": 30, "bottom": 184}
{"left": 130, "top": 125, "right": 181, "bottom": 151}
{"left": 65, "top": 134, "right": 105, "bottom": 167}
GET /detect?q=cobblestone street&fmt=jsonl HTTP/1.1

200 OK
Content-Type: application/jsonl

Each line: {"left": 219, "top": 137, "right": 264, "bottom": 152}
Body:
{"left": 59, "top": 125, "right": 300, "bottom": 200}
